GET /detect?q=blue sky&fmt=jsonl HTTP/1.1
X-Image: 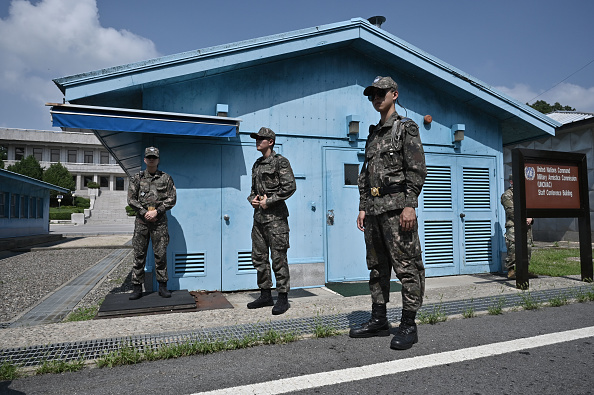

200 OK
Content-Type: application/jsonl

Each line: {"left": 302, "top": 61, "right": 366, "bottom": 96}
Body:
{"left": 1, "top": 0, "right": 593, "bottom": 130}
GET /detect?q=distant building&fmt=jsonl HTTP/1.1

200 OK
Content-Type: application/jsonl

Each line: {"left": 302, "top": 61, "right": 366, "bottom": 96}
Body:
{"left": 0, "top": 168, "right": 69, "bottom": 238}
{"left": 503, "top": 111, "right": 594, "bottom": 241}
{"left": 0, "top": 128, "right": 129, "bottom": 194}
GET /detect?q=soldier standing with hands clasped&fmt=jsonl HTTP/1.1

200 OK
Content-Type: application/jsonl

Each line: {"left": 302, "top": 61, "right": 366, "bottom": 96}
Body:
{"left": 127, "top": 147, "right": 177, "bottom": 300}
{"left": 247, "top": 127, "right": 296, "bottom": 315}
{"left": 350, "top": 76, "right": 427, "bottom": 350}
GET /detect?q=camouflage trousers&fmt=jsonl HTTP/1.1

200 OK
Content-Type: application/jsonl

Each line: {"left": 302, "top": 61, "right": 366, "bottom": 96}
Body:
{"left": 251, "top": 218, "right": 290, "bottom": 293}
{"left": 504, "top": 225, "right": 533, "bottom": 270}
{"left": 364, "top": 210, "right": 425, "bottom": 311}
{"left": 132, "top": 217, "right": 170, "bottom": 285}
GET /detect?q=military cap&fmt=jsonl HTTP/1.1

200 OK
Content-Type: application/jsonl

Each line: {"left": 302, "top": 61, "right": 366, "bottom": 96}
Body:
{"left": 363, "top": 76, "right": 398, "bottom": 96}
{"left": 250, "top": 127, "right": 276, "bottom": 140}
{"left": 144, "top": 146, "right": 160, "bottom": 158}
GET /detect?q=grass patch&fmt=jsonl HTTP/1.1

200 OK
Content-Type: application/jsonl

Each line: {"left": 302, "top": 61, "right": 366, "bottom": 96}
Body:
{"left": 64, "top": 304, "right": 100, "bottom": 322}
{"left": 35, "top": 359, "right": 85, "bottom": 375}
{"left": 0, "top": 361, "right": 21, "bottom": 381}
{"left": 529, "top": 248, "right": 590, "bottom": 276}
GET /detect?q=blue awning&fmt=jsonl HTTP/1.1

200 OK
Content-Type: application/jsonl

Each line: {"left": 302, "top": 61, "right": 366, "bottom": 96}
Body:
{"left": 49, "top": 104, "right": 240, "bottom": 138}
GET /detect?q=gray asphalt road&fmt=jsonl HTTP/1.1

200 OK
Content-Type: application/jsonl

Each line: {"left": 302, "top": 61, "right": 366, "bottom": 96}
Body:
{"left": 3, "top": 302, "right": 593, "bottom": 395}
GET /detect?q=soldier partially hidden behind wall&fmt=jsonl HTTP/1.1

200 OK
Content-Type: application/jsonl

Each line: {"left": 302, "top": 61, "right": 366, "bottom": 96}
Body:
{"left": 127, "top": 146, "right": 177, "bottom": 300}
{"left": 350, "top": 76, "right": 427, "bottom": 350}
{"left": 501, "top": 175, "right": 537, "bottom": 280}
{"left": 247, "top": 127, "right": 297, "bottom": 315}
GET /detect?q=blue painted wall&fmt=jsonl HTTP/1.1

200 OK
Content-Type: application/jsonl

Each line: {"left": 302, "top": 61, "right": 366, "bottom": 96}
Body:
{"left": 0, "top": 175, "right": 50, "bottom": 238}
{"left": 117, "top": 47, "right": 508, "bottom": 291}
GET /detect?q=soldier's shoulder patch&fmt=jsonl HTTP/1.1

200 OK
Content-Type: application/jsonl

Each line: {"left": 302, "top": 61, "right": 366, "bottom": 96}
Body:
{"left": 278, "top": 156, "right": 291, "bottom": 168}
{"left": 404, "top": 121, "right": 419, "bottom": 137}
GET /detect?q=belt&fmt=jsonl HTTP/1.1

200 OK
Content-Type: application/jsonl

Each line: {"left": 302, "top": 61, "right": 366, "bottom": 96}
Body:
{"left": 371, "top": 184, "right": 406, "bottom": 197}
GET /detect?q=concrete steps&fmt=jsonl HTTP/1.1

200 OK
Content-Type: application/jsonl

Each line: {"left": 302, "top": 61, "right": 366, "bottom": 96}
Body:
{"left": 86, "top": 191, "right": 135, "bottom": 225}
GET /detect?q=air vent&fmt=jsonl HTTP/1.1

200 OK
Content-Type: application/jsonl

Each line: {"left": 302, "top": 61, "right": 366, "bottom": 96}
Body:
{"left": 237, "top": 251, "right": 255, "bottom": 272}
{"left": 464, "top": 220, "right": 492, "bottom": 264}
{"left": 423, "top": 166, "right": 452, "bottom": 209}
{"left": 423, "top": 221, "right": 454, "bottom": 265}
{"left": 463, "top": 167, "right": 491, "bottom": 210}
{"left": 174, "top": 252, "right": 206, "bottom": 276}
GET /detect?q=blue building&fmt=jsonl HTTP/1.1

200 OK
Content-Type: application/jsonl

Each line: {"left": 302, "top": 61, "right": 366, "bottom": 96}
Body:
{"left": 0, "top": 168, "right": 70, "bottom": 239}
{"left": 48, "top": 18, "right": 559, "bottom": 291}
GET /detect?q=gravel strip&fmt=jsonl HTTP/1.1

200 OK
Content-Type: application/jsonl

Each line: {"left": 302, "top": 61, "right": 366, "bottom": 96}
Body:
{"left": 0, "top": 249, "right": 117, "bottom": 323}
{"left": 68, "top": 250, "right": 134, "bottom": 315}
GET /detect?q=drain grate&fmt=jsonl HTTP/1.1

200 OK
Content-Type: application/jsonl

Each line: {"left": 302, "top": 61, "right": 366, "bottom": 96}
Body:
{"left": 0, "top": 285, "right": 591, "bottom": 367}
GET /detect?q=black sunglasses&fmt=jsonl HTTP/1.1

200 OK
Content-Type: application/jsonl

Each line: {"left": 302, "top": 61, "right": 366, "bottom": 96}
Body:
{"left": 145, "top": 156, "right": 158, "bottom": 159}
{"left": 367, "top": 88, "right": 391, "bottom": 102}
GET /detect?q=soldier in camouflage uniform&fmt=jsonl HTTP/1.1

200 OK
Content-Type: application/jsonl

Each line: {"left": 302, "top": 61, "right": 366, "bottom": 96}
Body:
{"left": 127, "top": 146, "right": 177, "bottom": 300}
{"left": 501, "top": 176, "right": 536, "bottom": 279}
{"left": 349, "top": 76, "right": 427, "bottom": 351}
{"left": 247, "top": 127, "right": 296, "bottom": 315}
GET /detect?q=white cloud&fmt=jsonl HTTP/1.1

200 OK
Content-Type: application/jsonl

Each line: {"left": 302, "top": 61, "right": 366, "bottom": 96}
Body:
{"left": 496, "top": 82, "right": 594, "bottom": 113}
{"left": 0, "top": 0, "right": 160, "bottom": 129}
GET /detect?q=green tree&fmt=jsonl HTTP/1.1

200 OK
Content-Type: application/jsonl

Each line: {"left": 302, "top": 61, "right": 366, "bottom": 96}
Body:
{"left": 0, "top": 145, "right": 6, "bottom": 169}
{"left": 528, "top": 100, "right": 576, "bottom": 114}
{"left": 43, "top": 162, "right": 75, "bottom": 198}
{"left": 7, "top": 155, "right": 43, "bottom": 180}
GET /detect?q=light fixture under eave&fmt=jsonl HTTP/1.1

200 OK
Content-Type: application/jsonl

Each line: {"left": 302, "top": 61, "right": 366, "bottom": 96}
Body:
{"left": 451, "top": 124, "right": 465, "bottom": 143}
{"left": 216, "top": 103, "right": 229, "bottom": 117}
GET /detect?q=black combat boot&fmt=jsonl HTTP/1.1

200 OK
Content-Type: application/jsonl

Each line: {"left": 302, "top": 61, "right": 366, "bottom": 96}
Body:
{"left": 247, "top": 289, "right": 274, "bottom": 309}
{"left": 129, "top": 284, "right": 143, "bottom": 300}
{"left": 349, "top": 303, "right": 390, "bottom": 338}
{"left": 158, "top": 282, "right": 172, "bottom": 298}
{"left": 390, "top": 309, "right": 418, "bottom": 350}
{"left": 272, "top": 292, "right": 290, "bottom": 315}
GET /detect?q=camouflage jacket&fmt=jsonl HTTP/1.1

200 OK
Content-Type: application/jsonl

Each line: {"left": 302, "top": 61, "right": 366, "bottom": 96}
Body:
{"left": 128, "top": 170, "right": 177, "bottom": 222}
{"left": 358, "top": 112, "right": 427, "bottom": 215}
{"left": 248, "top": 150, "right": 296, "bottom": 223}
{"left": 501, "top": 186, "right": 515, "bottom": 228}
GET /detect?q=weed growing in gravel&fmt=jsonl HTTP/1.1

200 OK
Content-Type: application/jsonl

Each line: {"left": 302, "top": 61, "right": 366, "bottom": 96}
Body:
{"left": 97, "top": 344, "right": 143, "bottom": 368}
{"left": 573, "top": 286, "right": 594, "bottom": 303}
{"left": 97, "top": 329, "right": 302, "bottom": 368}
{"left": 35, "top": 359, "right": 85, "bottom": 375}
{"left": 548, "top": 293, "right": 570, "bottom": 307}
{"left": 311, "top": 310, "right": 340, "bottom": 338}
{"left": 487, "top": 297, "right": 505, "bottom": 315}
{"left": 0, "top": 361, "right": 21, "bottom": 380}
{"left": 418, "top": 302, "right": 447, "bottom": 324}
{"left": 261, "top": 328, "right": 299, "bottom": 344}
{"left": 462, "top": 299, "right": 476, "bottom": 319}
{"left": 519, "top": 291, "right": 540, "bottom": 310}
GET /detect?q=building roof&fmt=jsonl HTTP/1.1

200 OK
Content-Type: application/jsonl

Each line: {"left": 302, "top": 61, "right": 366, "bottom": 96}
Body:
{"left": 52, "top": 17, "right": 559, "bottom": 146}
{"left": 546, "top": 111, "right": 594, "bottom": 125}
{"left": 0, "top": 168, "right": 70, "bottom": 193}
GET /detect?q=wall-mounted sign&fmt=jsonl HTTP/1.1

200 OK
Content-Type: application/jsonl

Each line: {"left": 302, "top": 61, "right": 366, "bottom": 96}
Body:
{"left": 523, "top": 163, "right": 580, "bottom": 209}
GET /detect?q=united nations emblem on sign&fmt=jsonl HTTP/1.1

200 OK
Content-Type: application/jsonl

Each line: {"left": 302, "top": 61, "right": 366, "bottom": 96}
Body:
{"left": 524, "top": 166, "right": 535, "bottom": 181}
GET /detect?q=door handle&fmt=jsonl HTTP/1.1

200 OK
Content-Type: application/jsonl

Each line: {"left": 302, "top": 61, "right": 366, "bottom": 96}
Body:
{"left": 223, "top": 214, "right": 230, "bottom": 221}
{"left": 460, "top": 213, "right": 465, "bottom": 218}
